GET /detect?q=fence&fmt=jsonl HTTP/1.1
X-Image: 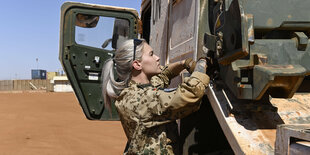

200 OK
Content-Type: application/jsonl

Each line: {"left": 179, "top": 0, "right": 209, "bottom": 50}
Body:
{"left": 0, "top": 80, "right": 53, "bottom": 92}
{"left": 0, "top": 80, "right": 14, "bottom": 91}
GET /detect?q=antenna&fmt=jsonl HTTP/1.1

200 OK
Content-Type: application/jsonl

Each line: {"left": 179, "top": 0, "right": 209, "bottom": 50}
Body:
{"left": 36, "top": 58, "right": 39, "bottom": 70}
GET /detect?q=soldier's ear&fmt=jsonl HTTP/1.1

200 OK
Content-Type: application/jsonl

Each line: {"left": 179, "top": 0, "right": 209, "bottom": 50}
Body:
{"left": 132, "top": 60, "right": 142, "bottom": 71}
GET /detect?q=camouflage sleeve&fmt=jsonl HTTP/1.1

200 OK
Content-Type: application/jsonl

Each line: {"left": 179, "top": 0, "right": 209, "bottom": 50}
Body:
{"left": 147, "top": 72, "right": 210, "bottom": 125}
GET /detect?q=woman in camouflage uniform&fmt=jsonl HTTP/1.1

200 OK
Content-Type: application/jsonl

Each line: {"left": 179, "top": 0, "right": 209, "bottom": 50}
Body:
{"left": 102, "top": 39, "right": 210, "bottom": 154}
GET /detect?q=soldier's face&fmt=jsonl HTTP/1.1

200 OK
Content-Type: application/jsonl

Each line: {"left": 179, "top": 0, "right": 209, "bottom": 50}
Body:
{"left": 140, "top": 43, "right": 161, "bottom": 77}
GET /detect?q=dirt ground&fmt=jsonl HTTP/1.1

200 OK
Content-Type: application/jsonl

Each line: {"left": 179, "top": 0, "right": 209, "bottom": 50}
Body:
{"left": 0, "top": 92, "right": 126, "bottom": 155}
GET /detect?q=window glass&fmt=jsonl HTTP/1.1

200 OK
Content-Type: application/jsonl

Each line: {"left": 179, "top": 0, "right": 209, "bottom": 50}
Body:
{"left": 75, "top": 14, "right": 130, "bottom": 50}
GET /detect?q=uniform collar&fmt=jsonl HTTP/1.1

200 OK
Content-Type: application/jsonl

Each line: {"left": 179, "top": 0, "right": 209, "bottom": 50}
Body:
{"left": 128, "top": 80, "right": 152, "bottom": 89}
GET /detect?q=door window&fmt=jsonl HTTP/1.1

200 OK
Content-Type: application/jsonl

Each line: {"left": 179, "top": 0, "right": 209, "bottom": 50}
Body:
{"left": 75, "top": 13, "right": 130, "bottom": 50}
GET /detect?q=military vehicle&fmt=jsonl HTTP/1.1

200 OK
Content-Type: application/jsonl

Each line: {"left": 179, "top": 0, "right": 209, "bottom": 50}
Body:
{"left": 59, "top": 0, "right": 310, "bottom": 154}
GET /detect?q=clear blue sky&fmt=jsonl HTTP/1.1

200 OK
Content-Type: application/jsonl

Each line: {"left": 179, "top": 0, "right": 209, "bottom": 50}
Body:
{"left": 0, "top": 0, "right": 142, "bottom": 80}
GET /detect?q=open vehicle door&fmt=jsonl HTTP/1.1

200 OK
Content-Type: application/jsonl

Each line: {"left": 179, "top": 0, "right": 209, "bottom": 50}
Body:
{"left": 59, "top": 2, "right": 139, "bottom": 120}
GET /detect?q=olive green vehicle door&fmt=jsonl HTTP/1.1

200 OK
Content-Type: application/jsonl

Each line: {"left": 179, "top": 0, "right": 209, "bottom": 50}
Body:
{"left": 59, "top": 2, "right": 139, "bottom": 120}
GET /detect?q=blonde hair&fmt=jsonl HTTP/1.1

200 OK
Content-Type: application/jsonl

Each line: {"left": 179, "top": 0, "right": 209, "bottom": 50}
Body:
{"left": 102, "top": 39, "right": 145, "bottom": 111}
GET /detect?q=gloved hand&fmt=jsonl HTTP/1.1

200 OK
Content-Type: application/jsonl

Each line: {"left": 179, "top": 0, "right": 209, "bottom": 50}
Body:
{"left": 183, "top": 58, "right": 196, "bottom": 73}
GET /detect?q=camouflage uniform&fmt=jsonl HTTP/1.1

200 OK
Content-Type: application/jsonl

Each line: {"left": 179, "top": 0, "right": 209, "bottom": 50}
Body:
{"left": 115, "top": 65, "right": 209, "bottom": 154}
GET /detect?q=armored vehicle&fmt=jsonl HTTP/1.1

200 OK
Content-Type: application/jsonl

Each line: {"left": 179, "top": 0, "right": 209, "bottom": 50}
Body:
{"left": 59, "top": 0, "right": 310, "bottom": 154}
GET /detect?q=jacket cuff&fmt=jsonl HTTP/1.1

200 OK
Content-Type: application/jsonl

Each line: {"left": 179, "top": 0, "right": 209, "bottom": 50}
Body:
{"left": 191, "top": 72, "right": 210, "bottom": 87}
{"left": 161, "top": 65, "right": 175, "bottom": 80}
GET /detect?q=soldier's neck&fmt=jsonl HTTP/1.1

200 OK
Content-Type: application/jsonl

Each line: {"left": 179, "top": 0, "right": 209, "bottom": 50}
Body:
{"left": 131, "top": 72, "right": 150, "bottom": 84}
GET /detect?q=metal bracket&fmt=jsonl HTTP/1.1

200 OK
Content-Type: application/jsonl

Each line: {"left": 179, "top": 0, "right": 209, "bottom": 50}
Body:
{"left": 293, "top": 32, "right": 308, "bottom": 51}
{"left": 204, "top": 33, "right": 217, "bottom": 52}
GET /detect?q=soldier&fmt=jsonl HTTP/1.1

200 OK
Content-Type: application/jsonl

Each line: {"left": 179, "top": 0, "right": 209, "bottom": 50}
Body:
{"left": 102, "top": 39, "right": 210, "bottom": 154}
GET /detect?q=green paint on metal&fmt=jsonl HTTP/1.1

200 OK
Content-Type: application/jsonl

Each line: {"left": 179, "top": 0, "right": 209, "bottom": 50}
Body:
{"left": 206, "top": 0, "right": 310, "bottom": 100}
{"left": 59, "top": 2, "right": 139, "bottom": 120}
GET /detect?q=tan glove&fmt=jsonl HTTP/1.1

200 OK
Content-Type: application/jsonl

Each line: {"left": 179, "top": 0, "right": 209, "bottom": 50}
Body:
{"left": 183, "top": 58, "right": 196, "bottom": 73}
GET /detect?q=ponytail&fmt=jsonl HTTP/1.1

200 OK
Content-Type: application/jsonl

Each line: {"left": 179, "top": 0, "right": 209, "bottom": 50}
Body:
{"left": 102, "top": 39, "right": 145, "bottom": 112}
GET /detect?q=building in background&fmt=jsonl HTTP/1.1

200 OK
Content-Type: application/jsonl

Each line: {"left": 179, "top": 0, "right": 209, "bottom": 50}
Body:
{"left": 48, "top": 70, "right": 73, "bottom": 92}
{"left": 0, "top": 69, "right": 72, "bottom": 92}
{"left": 31, "top": 69, "right": 47, "bottom": 79}
{"left": 50, "top": 76, "right": 73, "bottom": 92}
{"left": 47, "top": 72, "right": 58, "bottom": 80}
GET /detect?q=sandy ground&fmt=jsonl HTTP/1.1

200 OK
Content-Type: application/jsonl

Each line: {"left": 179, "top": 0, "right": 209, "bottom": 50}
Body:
{"left": 0, "top": 92, "right": 126, "bottom": 155}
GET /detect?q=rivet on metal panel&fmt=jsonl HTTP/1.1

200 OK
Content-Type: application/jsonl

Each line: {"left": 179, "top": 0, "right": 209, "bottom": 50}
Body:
{"left": 266, "top": 18, "right": 273, "bottom": 26}
{"left": 216, "top": 31, "right": 223, "bottom": 58}
{"left": 287, "top": 15, "right": 292, "bottom": 19}
{"left": 216, "top": 41, "right": 223, "bottom": 58}
{"left": 94, "top": 56, "right": 100, "bottom": 64}
{"left": 91, "top": 109, "right": 95, "bottom": 114}
{"left": 65, "top": 46, "right": 70, "bottom": 53}
{"left": 218, "top": 31, "right": 223, "bottom": 39}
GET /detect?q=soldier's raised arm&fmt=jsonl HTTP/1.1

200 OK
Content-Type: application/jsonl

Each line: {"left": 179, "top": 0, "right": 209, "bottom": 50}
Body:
{"left": 142, "top": 59, "right": 210, "bottom": 127}
{"left": 151, "top": 58, "right": 197, "bottom": 88}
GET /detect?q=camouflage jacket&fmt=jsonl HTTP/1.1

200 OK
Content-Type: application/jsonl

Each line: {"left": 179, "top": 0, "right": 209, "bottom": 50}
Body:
{"left": 115, "top": 66, "right": 209, "bottom": 154}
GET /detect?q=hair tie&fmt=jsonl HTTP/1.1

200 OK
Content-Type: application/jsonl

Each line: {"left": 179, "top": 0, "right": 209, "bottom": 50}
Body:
{"left": 112, "top": 53, "right": 115, "bottom": 63}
